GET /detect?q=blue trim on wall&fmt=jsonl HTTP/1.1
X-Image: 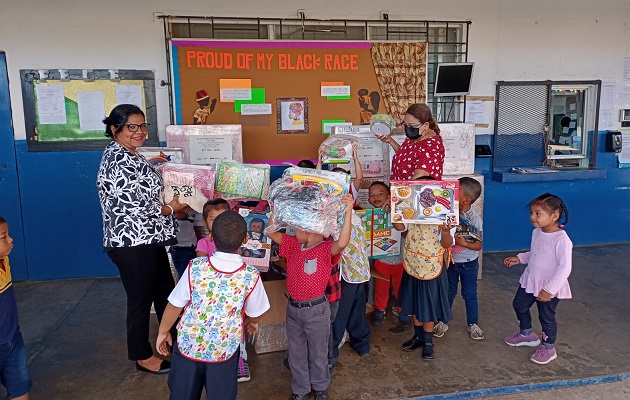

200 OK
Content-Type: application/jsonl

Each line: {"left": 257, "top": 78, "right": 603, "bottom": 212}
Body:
{"left": 397, "top": 373, "right": 630, "bottom": 400}
{"left": 476, "top": 132, "right": 630, "bottom": 251}
{"left": 14, "top": 141, "right": 116, "bottom": 280}
{"left": 172, "top": 45, "right": 183, "bottom": 124}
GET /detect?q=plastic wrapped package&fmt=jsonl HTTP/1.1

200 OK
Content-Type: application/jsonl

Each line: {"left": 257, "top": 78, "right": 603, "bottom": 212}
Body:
{"left": 165, "top": 125, "right": 243, "bottom": 165}
{"left": 266, "top": 167, "right": 350, "bottom": 237}
{"left": 162, "top": 164, "right": 216, "bottom": 200}
{"left": 370, "top": 114, "right": 395, "bottom": 135}
{"left": 320, "top": 134, "right": 358, "bottom": 164}
{"left": 215, "top": 161, "right": 270, "bottom": 200}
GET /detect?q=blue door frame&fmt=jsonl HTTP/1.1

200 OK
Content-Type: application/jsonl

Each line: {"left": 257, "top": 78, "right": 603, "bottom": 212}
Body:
{"left": 0, "top": 52, "right": 28, "bottom": 280}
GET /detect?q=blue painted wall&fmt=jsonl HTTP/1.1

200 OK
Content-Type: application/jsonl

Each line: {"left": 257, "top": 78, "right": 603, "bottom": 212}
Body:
{"left": 475, "top": 133, "right": 630, "bottom": 251}
{"left": 9, "top": 131, "right": 630, "bottom": 280}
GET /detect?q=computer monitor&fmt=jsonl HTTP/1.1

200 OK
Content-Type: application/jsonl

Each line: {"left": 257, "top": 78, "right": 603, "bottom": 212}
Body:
{"left": 434, "top": 63, "right": 474, "bottom": 97}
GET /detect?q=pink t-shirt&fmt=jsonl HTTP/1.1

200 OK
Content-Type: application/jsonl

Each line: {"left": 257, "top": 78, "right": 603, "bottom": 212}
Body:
{"left": 391, "top": 136, "right": 445, "bottom": 180}
{"left": 279, "top": 234, "right": 335, "bottom": 301}
{"left": 517, "top": 228, "right": 573, "bottom": 299}
{"left": 196, "top": 237, "right": 216, "bottom": 256}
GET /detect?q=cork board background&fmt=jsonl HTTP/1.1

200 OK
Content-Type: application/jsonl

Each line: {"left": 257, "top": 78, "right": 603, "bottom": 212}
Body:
{"left": 171, "top": 40, "right": 382, "bottom": 164}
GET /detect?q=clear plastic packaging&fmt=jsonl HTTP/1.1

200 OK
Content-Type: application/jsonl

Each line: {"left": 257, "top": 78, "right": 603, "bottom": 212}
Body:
{"left": 266, "top": 167, "right": 350, "bottom": 236}
{"left": 215, "top": 161, "right": 270, "bottom": 200}
{"left": 162, "top": 164, "right": 216, "bottom": 200}
{"left": 320, "top": 134, "right": 358, "bottom": 164}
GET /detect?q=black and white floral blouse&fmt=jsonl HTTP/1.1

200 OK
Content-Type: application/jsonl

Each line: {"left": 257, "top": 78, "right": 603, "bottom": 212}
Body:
{"left": 97, "top": 141, "right": 176, "bottom": 248}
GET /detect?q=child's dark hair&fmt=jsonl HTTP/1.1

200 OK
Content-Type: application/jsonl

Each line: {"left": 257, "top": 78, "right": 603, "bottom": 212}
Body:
{"left": 369, "top": 181, "right": 390, "bottom": 194}
{"left": 0, "top": 215, "right": 5, "bottom": 224}
{"left": 332, "top": 167, "right": 351, "bottom": 175}
{"left": 250, "top": 218, "right": 265, "bottom": 227}
{"left": 459, "top": 177, "right": 482, "bottom": 203}
{"left": 102, "top": 104, "right": 145, "bottom": 138}
{"left": 212, "top": 211, "right": 247, "bottom": 253}
{"left": 415, "top": 175, "right": 435, "bottom": 181}
{"left": 202, "top": 199, "right": 230, "bottom": 220}
{"left": 297, "top": 159, "right": 316, "bottom": 169}
{"left": 529, "top": 193, "right": 569, "bottom": 228}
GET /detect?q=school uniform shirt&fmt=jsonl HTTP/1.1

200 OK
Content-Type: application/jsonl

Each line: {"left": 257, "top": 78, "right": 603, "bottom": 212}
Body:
{"left": 452, "top": 208, "right": 483, "bottom": 263}
{"left": 97, "top": 141, "right": 176, "bottom": 248}
{"left": 391, "top": 136, "right": 445, "bottom": 181}
{"left": 0, "top": 257, "right": 18, "bottom": 344}
{"left": 279, "top": 234, "right": 336, "bottom": 301}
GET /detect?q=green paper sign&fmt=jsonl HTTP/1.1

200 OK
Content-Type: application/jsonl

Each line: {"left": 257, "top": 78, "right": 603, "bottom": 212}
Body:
{"left": 326, "top": 95, "right": 351, "bottom": 100}
{"left": 234, "top": 88, "right": 266, "bottom": 112}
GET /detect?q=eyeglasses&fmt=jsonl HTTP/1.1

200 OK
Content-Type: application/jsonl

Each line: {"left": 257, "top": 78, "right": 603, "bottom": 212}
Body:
{"left": 400, "top": 122, "right": 423, "bottom": 128}
{"left": 124, "top": 123, "right": 150, "bottom": 133}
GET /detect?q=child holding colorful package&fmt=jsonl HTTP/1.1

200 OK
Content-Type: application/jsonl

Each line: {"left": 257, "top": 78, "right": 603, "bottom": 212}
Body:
{"left": 368, "top": 181, "right": 411, "bottom": 331}
{"left": 267, "top": 194, "right": 354, "bottom": 400}
{"left": 195, "top": 199, "right": 253, "bottom": 383}
{"left": 156, "top": 211, "right": 270, "bottom": 400}
{"left": 434, "top": 177, "right": 485, "bottom": 340}
{"left": 394, "top": 212, "right": 455, "bottom": 360}
{"left": 0, "top": 216, "right": 32, "bottom": 400}
{"left": 504, "top": 193, "right": 572, "bottom": 365}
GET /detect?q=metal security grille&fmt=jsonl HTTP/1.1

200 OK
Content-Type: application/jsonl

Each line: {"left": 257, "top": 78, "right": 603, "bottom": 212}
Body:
{"left": 494, "top": 83, "right": 549, "bottom": 168}
{"left": 160, "top": 15, "right": 471, "bottom": 124}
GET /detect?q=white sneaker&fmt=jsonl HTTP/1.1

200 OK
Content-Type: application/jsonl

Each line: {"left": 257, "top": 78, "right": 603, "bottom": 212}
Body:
{"left": 433, "top": 321, "right": 449, "bottom": 338}
{"left": 467, "top": 323, "right": 485, "bottom": 340}
{"left": 338, "top": 330, "right": 349, "bottom": 348}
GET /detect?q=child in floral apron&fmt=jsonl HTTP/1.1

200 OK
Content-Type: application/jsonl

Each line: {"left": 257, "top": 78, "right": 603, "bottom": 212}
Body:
{"left": 393, "top": 221, "right": 455, "bottom": 360}
{"left": 330, "top": 212, "right": 371, "bottom": 365}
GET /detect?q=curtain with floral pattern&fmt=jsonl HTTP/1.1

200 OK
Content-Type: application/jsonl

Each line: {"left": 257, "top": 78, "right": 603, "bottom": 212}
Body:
{"left": 370, "top": 42, "right": 428, "bottom": 122}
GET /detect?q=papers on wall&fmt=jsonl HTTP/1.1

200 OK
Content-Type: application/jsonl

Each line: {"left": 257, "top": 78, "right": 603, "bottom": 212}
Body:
{"left": 219, "top": 79, "right": 252, "bottom": 102}
{"left": 464, "top": 96, "right": 494, "bottom": 132}
{"left": 77, "top": 91, "right": 105, "bottom": 131}
{"left": 618, "top": 132, "right": 630, "bottom": 164}
{"left": 624, "top": 57, "right": 630, "bottom": 82}
{"left": 321, "top": 85, "right": 351, "bottom": 97}
{"left": 241, "top": 103, "right": 272, "bottom": 115}
{"left": 36, "top": 84, "right": 67, "bottom": 124}
{"left": 189, "top": 135, "right": 233, "bottom": 164}
{"left": 116, "top": 85, "right": 143, "bottom": 109}
{"left": 619, "top": 85, "right": 630, "bottom": 107}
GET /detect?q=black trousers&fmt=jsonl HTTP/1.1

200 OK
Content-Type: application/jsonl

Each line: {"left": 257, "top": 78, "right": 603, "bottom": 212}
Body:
{"left": 108, "top": 244, "right": 175, "bottom": 360}
{"left": 512, "top": 286, "right": 560, "bottom": 345}
{"left": 168, "top": 343, "right": 239, "bottom": 400}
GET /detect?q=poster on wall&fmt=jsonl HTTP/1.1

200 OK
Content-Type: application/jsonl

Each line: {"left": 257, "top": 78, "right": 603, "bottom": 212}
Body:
{"left": 168, "top": 40, "right": 392, "bottom": 163}
{"left": 277, "top": 98, "right": 308, "bottom": 134}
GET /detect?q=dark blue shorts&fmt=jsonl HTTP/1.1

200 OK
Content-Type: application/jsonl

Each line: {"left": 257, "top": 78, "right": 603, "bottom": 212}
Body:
{"left": 0, "top": 330, "right": 32, "bottom": 399}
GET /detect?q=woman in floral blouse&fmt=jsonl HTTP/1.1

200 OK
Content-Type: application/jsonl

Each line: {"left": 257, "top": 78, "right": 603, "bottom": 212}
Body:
{"left": 97, "top": 104, "right": 186, "bottom": 374}
{"left": 377, "top": 103, "right": 445, "bottom": 181}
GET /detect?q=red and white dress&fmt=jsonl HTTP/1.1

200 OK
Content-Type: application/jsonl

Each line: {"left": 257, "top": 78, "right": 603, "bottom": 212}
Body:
{"left": 391, "top": 136, "right": 445, "bottom": 181}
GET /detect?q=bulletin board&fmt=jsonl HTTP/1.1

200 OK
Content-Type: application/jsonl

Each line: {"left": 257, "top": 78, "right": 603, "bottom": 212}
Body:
{"left": 171, "top": 40, "right": 385, "bottom": 164}
{"left": 19, "top": 69, "right": 158, "bottom": 151}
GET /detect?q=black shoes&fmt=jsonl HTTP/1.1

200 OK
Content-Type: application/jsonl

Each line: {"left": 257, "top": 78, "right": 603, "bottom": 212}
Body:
{"left": 314, "top": 389, "right": 329, "bottom": 400}
{"left": 135, "top": 360, "right": 171, "bottom": 374}
{"left": 401, "top": 336, "right": 424, "bottom": 352}
{"left": 422, "top": 344, "right": 435, "bottom": 360}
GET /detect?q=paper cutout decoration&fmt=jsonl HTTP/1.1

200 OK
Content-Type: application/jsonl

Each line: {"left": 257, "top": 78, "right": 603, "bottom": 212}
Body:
{"left": 234, "top": 88, "right": 266, "bottom": 112}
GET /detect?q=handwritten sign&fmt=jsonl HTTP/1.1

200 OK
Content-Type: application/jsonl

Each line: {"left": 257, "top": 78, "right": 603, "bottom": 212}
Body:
{"left": 241, "top": 103, "right": 272, "bottom": 115}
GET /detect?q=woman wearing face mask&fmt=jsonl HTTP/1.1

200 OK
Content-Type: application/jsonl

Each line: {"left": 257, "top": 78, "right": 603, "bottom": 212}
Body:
{"left": 376, "top": 104, "right": 445, "bottom": 181}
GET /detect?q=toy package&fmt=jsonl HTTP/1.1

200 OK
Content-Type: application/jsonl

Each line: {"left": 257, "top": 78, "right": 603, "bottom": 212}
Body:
{"left": 137, "top": 147, "right": 184, "bottom": 169}
{"left": 162, "top": 164, "right": 216, "bottom": 200}
{"left": 215, "top": 161, "right": 270, "bottom": 200}
{"left": 266, "top": 167, "right": 350, "bottom": 237}
{"left": 165, "top": 124, "right": 243, "bottom": 165}
{"left": 320, "top": 134, "right": 358, "bottom": 164}
{"left": 355, "top": 208, "right": 402, "bottom": 259}
{"left": 237, "top": 209, "right": 272, "bottom": 272}
{"left": 390, "top": 180, "right": 459, "bottom": 225}
{"left": 330, "top": 125, "right": 390, "bottom": 177}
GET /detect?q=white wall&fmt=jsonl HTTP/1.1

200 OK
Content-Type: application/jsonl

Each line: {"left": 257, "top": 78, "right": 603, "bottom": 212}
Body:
{"left": 1, "top": 0, "right": 628, "bottom": 140}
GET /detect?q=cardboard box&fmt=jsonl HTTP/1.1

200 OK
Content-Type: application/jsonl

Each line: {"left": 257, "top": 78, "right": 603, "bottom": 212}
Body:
{"left": 253, "top": 280, "right": 289, "bottom": 354}
{"left": 390, "top": 180, "right": 459, "bottom": 225}
{"left": 355, "top": 208, "right": 401, "bottom": 259}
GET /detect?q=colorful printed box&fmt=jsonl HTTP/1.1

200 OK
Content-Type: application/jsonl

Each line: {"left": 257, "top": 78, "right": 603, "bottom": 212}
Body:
{"left": 390, "top": 180, "right": 460, "bottom": 225}
{"left": 355, "top": 208, "right": 401, "bottom": 259}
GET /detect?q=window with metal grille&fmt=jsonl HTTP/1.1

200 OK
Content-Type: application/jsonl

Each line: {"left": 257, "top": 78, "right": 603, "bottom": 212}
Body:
{"left": 162, "top": 16, "right": 471, "bottom": 123}
{"left": 494, "top": 80, "right": 601, "bottom": 170}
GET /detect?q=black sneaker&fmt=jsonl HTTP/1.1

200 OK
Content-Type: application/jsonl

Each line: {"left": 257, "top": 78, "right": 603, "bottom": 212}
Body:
{"left": 314, "top": 389, "right": 329, "bottom": 400}
{"left": 422, "top": 344, "right": 435, "bottom": 360}
{"left": 401, "top": 336, "right": 424, "bottom": 352}
{"left": 389, "top": 318, "right": 412, "bottom": 334}
{"left": 283, "top": 357, "right": 290, "bottom": 371}
{"left": 371, "top": 309, "right": 385, "bottom": 326}
{"left": 288, "top": 394, "right": 310, "bottom": 400}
